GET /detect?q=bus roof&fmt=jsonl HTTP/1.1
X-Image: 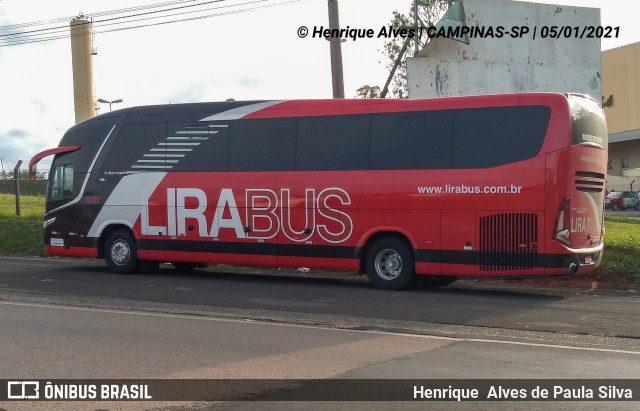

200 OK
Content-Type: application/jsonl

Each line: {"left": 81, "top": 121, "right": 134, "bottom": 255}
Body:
{"left": 78, "top": 92, "right": 592, "bottom": 127}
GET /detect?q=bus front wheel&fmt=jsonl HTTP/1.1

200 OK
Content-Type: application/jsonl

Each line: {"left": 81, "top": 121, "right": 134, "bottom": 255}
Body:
{"left": 365, "top": 238, "right": 415, "bottom": 290}
{"left": 104, "top": 230, "right": 139, "bottom": 274}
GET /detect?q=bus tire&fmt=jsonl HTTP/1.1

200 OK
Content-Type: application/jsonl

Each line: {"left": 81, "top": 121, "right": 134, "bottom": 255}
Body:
{"left": 365, "top": 237, "right": 415, "bottom": 290}
{"left": 104, "top": 230, "right": 139, "bottom": 274}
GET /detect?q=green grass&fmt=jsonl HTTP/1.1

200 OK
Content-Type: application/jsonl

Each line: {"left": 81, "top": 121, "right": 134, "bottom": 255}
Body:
{"left": 0, "top": 193, "right": 46, "bottom": 256}
{"left": 1, "top": 193, "right": 640, "bottom": 282}
{"left": 595, "top": 215, "right": 640, "bottom": 282}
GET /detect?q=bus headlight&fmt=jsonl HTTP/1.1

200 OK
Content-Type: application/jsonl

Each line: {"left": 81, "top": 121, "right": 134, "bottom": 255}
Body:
{"left": 43, "top": 217, "right": 56, "bottom": 228}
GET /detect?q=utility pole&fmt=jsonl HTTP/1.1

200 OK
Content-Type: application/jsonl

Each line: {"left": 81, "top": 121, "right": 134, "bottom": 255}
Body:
{"left": 70, "top": 15, "right": 96, "bottom": 124}
{"left": 327, "top": 0, "right": 344, "bottom": 98}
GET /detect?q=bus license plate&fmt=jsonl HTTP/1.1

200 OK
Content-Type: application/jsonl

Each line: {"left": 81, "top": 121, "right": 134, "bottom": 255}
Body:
{"left": 584, "top": 255, "right": 593, "bottom": 264}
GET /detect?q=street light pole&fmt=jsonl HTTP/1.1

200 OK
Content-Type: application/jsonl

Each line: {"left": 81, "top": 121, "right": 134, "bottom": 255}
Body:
{"left": 97, "top": 98, "right": 123, "bottom": 112}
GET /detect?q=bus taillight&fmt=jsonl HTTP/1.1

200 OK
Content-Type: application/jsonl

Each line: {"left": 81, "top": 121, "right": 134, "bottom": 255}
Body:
{"left": 554, "top": 197, "right": 571, "bottom": 247}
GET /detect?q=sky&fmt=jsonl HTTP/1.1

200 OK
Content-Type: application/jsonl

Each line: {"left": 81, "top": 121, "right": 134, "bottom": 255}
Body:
{"left": 0, "top": 0, "right": 638, "bottom": 173}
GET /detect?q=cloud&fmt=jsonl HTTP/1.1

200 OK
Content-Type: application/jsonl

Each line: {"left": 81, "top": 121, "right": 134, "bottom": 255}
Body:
{"left": 237, "top": 76, "right": 261, "bottom": 88}
{"left": 5, "top": 129, "right": 27, "bottom": 138}
{"left": 0, "top": 129, "right": 34, "bottom": 161}
{"left": 163, "top": 82, "right": 206, "bottom": 104}
{"left": 30, "top": 99, "right": 47, "bottom": 114}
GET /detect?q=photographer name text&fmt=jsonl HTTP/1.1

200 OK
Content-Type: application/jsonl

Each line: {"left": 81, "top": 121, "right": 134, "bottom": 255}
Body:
{"left": 297, "top": 25, "right": 620, "bottom": 41}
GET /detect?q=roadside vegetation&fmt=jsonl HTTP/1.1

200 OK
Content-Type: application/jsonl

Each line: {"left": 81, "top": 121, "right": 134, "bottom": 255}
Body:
{"left": 1, "top": 193, "right": 639, "bottom": 283}
{"left": 0, "top": 194, "right": 46, "bottom": 256}
{"left": 595, "top": 215, "right": 640, "bottom": 283}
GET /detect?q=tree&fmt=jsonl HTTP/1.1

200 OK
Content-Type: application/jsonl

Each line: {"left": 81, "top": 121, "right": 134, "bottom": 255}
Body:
{"left": 602, "top": 94, "right": 614, "bottom": 108}
{"left": 356, "top": 0, "right": 450, "bottom": 98}
{"left": 355, "top": 85, "right": 381, "bottom": 99}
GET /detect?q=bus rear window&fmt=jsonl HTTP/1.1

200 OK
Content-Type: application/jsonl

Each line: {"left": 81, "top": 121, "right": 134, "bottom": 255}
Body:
{"left": 569, "top": 95, "right": 608, "bottom": 147}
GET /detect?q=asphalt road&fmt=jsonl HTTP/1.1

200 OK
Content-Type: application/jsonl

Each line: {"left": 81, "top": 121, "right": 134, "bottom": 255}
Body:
{"left": 0, "top": 256, "right": 639, "bottom": 339}
{"left": 1, "top": 300, "right": 639, "bottom": 411}
{"left": 1, "top": 256, "right": 639, "bottom": 411}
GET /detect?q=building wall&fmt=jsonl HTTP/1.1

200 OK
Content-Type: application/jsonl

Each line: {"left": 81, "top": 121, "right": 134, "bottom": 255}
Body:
{"left": 407, "top": 0, "right": 601, "bottom": 100}
{"left": 601, "top": 43, "right": 640, "bottom": 134}
{"left": 602, "top": 42, "right": 640, "bottom": 182}
{"left": 608, "top": 139, "right": 640, "bottom": 176}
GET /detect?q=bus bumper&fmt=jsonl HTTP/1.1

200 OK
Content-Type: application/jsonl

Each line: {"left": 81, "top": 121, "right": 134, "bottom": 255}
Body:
{"left": 544, "top": 241, "right": 604, "bottom": 275}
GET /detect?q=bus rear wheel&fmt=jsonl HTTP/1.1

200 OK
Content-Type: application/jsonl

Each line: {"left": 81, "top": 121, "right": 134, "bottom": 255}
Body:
{"left": 365, "top": 238, "right": 415, "bottom": 290}
{"left": 104, "top": 230, "right": 139, "bottom": 274}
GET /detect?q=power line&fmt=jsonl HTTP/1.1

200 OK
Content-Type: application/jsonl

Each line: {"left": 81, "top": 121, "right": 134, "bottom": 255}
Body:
{"left": 0, "top": 0, "right": 310, "bottom": 48}
{"left": 0, "top": 0, "right": 268, "bottom": 46}
{"left": 0, "top": 0, "right": 233, "bottom": 46}
{"left": 0, "top": 0, "right": 223, "bottom": 39}
{"left": 0, "top": 0, "right": 198, "bottom": 31}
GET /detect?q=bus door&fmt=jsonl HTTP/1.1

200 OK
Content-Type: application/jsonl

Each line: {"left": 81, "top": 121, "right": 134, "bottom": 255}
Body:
{"left": 46, "top": 153, "right": 88, "bottom": 253}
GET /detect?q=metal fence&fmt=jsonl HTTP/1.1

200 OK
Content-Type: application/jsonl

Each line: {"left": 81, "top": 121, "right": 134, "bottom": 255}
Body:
{"left": 605, "top": 175, "right": 640, "bottom": 213}
{"left": 0, "top": 180, "right": 48, "bottom": 196}
{"left": 607, "top": 174, "right": 640, "bottom": 194}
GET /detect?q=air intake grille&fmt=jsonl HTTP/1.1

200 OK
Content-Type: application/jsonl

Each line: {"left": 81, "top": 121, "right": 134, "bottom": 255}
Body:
{"left": 575, "top": 171, "right": 605, "bottom": 193}
{"left": 479, "top": 213, "right": 538, "bottom": 271}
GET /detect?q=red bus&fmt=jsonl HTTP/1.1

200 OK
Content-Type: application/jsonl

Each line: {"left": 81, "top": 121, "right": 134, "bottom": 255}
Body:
{"left": 30, "top": 93, "right": 607, "bottom": 290}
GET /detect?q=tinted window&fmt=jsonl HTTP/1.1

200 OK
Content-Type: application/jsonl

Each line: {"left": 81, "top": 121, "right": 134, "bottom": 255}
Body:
{"left": 49, "top": 163, "right": 75, "bottom": 203}
{"left": 168, "top": 122, "right": 229, "bottom": 172}
{"left": 59, "top": 123, "right": 114, "bottom": 173}
{"left": 452, "top": 106, "right": 549, "bottom": 168}
{"left": 371, "top": 110, "right": 453, "bottom": 170}
{"left": 297, "top": 115, "right": 370, "bottom": 171}
{"left": 570, "top": 95, "right": 608, "bottom": 147}
{"left": 229, "top": 118, "right": 296, "bottom": 171}
{"left": 100, "top": 123, "right": 167, "bottom": 174}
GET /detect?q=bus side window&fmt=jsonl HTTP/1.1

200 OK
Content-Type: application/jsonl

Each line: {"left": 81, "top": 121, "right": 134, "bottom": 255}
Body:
{"left": 370, "top": 110, "right": 452, "bottom": 170}
{"left": 49, "top": 163, "right": 75, "bottom": 203}
{"left": 63, "top": 163, "right": 75, "bottom": 198}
